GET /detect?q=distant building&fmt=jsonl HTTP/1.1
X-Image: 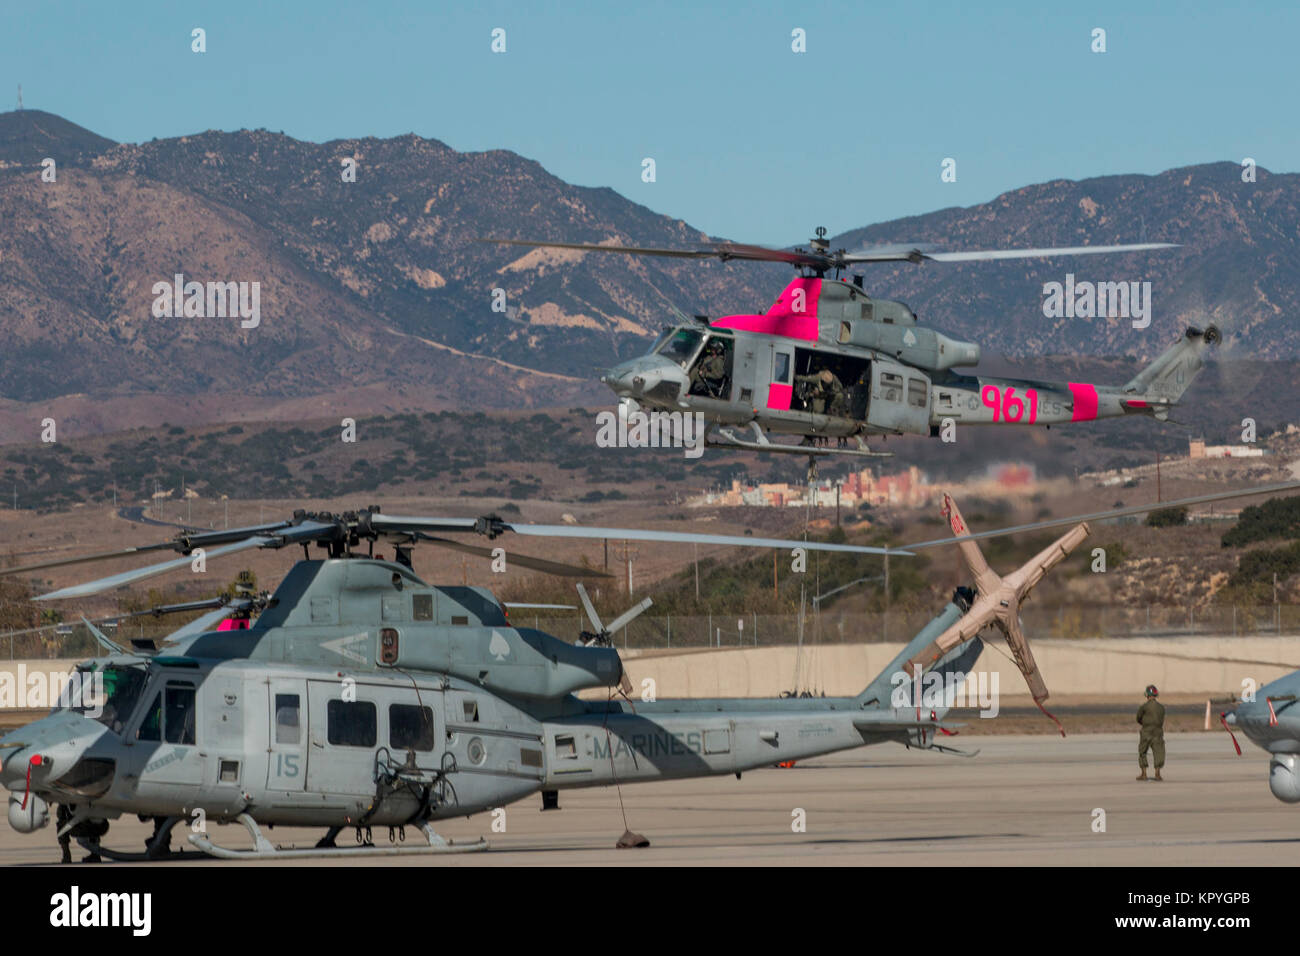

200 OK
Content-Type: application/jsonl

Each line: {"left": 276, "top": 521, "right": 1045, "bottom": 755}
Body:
{"left": 1189, "top": 438, "right": 1263, "bottom": 459}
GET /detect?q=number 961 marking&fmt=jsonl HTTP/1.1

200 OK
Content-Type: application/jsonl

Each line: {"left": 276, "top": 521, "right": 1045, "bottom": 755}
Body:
{"left": 980, "top": 385, "right": 1039, "bottom": 423}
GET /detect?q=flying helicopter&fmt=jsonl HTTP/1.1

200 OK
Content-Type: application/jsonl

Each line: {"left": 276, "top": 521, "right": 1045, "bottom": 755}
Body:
{"left": 2, "top": 484, "right": 1296, "bottom": 861}
{"left": 481, "top": 231, "right": 1215, "bottom": 475}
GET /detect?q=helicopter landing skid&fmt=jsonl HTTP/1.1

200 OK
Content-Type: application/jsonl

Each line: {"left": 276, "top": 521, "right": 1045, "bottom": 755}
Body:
{"left": 185, "top": 813, "right": 488, "bottom": 859}
{"left": 74, "top": 815, "right": 195, "bottom": 862}
{"left": 708, "top": 423, "right": 892, "bottom": 460}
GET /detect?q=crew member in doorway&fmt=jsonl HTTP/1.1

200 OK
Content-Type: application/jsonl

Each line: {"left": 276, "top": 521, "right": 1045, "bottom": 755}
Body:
{"left": 795, "top": 368, "right": 846, "bottom": 416}
{"left": 690, "top": 340, "right": 728, "bottom": 397}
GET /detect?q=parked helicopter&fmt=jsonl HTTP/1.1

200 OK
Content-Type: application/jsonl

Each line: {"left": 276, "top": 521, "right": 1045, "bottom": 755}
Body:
{"left": 3, "top": 485, "right": 1296, "bottom": 861}
{"left": 481, "top": 231, "right": 1212, "bottom": 474}
{"left": 1221, "top": 672, "right": 1300, "bottom": 805}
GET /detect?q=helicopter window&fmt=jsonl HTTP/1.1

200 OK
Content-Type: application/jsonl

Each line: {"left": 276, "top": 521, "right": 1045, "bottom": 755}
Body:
{"left": 136, "top": 691, "right": 162, "bottom": 742}
{"left": 59, "top": 663, "right": 148, "bottom": 734}
{"left": 880, "top": 372, "right": 903, "bottom": 402}
{"left": 773, "top": 352, "right": 791, "bottom": 384}
{"left": 655, "top": 328, "right": 704, "bottom": 367}
{"left": 275, "top": 694, "right": 301, "bottom": 745}
{"left": 907, "top": 378, "right": 928, "bottom": 409}
{"left": 412, "top": 593, "right": 434, "bottom": 621}
{"left": 327, "top": 699, "right": 377, "bottom": 747}
{"left": 555, "top": 734, "right": 577, "bottom": 760}
{"left": 164, "top": 684, "right": 197, "bottom": 745}
{"left": 390, "top": 704, "right": 436, "bottom": 751}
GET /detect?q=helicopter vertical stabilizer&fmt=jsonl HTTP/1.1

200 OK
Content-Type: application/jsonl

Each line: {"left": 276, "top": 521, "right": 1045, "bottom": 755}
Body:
{"left": 1121, "top": 325, "right": 1220, "bottom": 407}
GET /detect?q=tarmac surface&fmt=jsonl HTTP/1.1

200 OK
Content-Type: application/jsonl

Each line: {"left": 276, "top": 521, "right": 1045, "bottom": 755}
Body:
{"left": 1, "top": 732, "right": 1292, "bottom": 866}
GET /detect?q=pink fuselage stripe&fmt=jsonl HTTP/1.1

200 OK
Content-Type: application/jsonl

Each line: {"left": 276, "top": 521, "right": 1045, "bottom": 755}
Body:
{"left": 712, "top": 277, "right": 822, "bottom": 341}
{"left": 767, "top": 382, "right": 793, "bottom": 410}
{"left": 1068, "top": 382, "right": 1100, "bottom": 421}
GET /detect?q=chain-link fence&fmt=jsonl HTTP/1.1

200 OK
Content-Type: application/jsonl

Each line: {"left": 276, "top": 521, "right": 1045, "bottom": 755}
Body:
{"left": 7, "top": 605, "right": 1299, "bottom": 659}
{"left": 3, "top": 619, "right": 181, "bottom": 660}
{"left": 507, "top": 604, "right": 1300, "bottom": 651}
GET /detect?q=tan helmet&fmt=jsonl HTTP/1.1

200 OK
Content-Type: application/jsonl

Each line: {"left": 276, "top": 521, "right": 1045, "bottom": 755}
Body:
{"left": 818, "top": 369, "right": 833, "bottom": 384}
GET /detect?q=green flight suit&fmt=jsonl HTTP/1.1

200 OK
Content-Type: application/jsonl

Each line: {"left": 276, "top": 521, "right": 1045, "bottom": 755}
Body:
{"left": 796, "top": 372, "right": 846, "bottom": 416}
{"left": 1137, "top": 698, "right": 1166, "bottom": 769}
{"left": 691, "top": 353, "right": 726, "bottom": 395}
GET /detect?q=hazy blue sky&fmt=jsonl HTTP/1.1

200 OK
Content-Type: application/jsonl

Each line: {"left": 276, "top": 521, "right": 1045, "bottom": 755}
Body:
{"left": 5, "top": 0, "right": 1296, "bottom": 244}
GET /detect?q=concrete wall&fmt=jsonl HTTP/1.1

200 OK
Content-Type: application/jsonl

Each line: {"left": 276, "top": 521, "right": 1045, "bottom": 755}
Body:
{"left": 619, "top": 636, "right": 1300, "bottom": 700}
{"left": 3, "top": 640, "right": 1298, "bottom": 710}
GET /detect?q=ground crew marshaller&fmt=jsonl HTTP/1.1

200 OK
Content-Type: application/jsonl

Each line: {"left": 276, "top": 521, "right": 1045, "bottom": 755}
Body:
{"left": 1136, "top": 684, "right": 1165, "bottom": 781}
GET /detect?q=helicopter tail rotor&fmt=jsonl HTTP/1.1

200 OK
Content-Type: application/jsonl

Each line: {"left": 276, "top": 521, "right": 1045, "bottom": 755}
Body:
{"left": 902, "top": 494, "right": 1092, "bottom": 734}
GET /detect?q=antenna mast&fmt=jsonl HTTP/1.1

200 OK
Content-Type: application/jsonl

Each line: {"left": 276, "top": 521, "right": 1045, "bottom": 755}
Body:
{"left": 16, "top": 84, "right": 22, "bottom": 111}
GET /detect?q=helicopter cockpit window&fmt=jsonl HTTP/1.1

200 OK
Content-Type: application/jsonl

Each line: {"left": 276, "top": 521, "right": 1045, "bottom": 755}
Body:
{"left": 163, "top": 683, "right": 197, "bottom": 745}
{"left": 327, "top": 699, "right": 377, "bottom": 747}
{"left": 655, "top": 328, "right": 704, "bottom": 368}
{"left": 136, "top": 692, "right": 162, "bottom": 742}
{"left": 58, "top": 663, "right": 148, "bottom": 735}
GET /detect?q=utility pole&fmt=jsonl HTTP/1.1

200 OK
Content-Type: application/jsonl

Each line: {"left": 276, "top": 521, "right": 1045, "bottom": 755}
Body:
{"left": 16, "top": 85, "right": 22, "bottom": 111}
{"left": 883, "top": 546, "right": 891, "bottom": 642}
{"left": 835, "top": 481, "right": 840, "bottom": 526}
{"left": 694, "top": 543, "right": 700, "bottom": 601}
{"left": 614, "top": 540, "right": 638, "bottom": 597}
{"left": 1155, "top": 450, "right": 1162, "bottom": 503}
{"left": 773, "top": 550, "right": 778, "bottom": 599}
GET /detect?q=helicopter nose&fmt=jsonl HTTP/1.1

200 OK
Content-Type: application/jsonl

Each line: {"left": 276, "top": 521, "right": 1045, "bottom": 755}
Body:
{"left": 0, "top": 716, "right": 105, "bottom": 791}
{"left": 601, "top": 357, "right": 687, "bottom": 404}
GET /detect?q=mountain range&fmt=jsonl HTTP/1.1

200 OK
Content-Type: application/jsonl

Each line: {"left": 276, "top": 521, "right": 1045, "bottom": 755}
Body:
{"left": 0, "top": 109, "right": 1297, "bottom": 438}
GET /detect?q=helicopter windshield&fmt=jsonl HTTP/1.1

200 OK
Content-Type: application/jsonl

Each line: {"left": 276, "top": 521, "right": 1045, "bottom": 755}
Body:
{"left": 655, "top": 328, "right": 704, "bottom": 368}
{"left": 56, "top": 663, "right": 149, "bottom": 735}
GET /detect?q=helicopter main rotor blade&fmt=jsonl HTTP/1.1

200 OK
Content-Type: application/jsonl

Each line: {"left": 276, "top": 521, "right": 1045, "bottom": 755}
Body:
{"left": 575, "top": 583, "right": 604, "bottom": 634}
{"left": 0, "top": 518, "right": 302, "bottom": 580}
{"left": 36, "top": 537, "right": 273, "bottom": 600}
{"left": 0, "top": 542, "right": 179, "bottom": 577}
{"left": 475, "top": 237, "right": 831, "bottom": 270}
{"left": 604, "top": 597, "right": 654, "bottom": 636}
{"left": 164, "top": 606, "right": 240, "bottom": 642}
{"left": 901, "top": 481, "right": 1300, "bottom": 551}
{"left": 113, "top": 596, "right": 232, "bottom": 619}
{"left": 415, "top": 535, "right": 613, "bottom": 578}
{"left": 504, "top": 523, "right": 909, "bottom": 556}
{"left": 845, "top": 241, "right": 1179, "bottom": 265}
